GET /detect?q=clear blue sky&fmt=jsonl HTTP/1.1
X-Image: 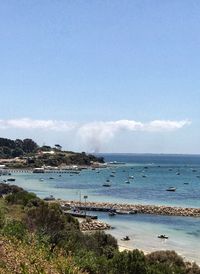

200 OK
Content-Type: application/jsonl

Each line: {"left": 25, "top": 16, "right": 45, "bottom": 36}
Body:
{"left": 0, "top": 1, "right": 200, "bottom": 153}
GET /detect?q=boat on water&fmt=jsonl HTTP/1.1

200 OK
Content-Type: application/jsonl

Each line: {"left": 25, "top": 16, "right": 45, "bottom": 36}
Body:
{"left": 102, "top": 183, "right": 111, "bottom": 187}
{"left": 65, "top": 211, "right": 98, "bottom": 219}
{"left": 7, "top": 178, "right": 15, "bottom": 182}
{"left": 129, "top": 175, "right": 134, "bottom": 179}
{"left": 116, "top": 210, "right": 131, "bottom": 215}
{"left": 110, "top": 174, "right": 115, "bottom": 177}
{"left": 125, "top": 180, "right": 130, "bottom": 184}
{"left": 121, "top": 236, "right": 130, "bottom": 241}
{"left": 39, "top": 178, "right": 44, "bottom": 181}
{"left": 158, "top": 234, "right": 168, "bottom": 239}
{"left": 43, "top": 195, "right": 55, "bottom": 201}
{"left": 166, "top": 187, "right": 176, "bottom": 192}
{"left": 109, "top": 161, "right": 125, "bottom": 165}
{"left": 103, "top": 179, "right": 112, "bottom": 187}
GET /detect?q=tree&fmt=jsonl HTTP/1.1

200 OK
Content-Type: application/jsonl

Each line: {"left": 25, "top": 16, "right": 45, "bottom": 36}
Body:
{"left": 12, "top": 147, "right": 24, "bottom": 157}
{"left": 15, "top": 139, "right": 23, "bottom": 149}
{"left": 22, "top": 139, "right": 38, "bottom": 153}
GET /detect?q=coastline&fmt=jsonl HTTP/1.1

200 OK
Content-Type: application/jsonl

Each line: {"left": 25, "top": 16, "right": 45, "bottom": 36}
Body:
{"left": 59, "top": 200, "right": 200, "bottom": 217}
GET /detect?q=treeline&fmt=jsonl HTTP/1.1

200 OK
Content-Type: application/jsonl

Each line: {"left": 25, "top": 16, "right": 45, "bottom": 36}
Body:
{"left": 0, "top": 184, "right": 199, "bottom": 273}
{"left": 0, "top": 138, "right": 38, "bottom": 158}
{"left": 0, "top": 137, "right": 104, "bottom": 166}
{"left": 28, "top": 151, "right": 104, "bottom": 167}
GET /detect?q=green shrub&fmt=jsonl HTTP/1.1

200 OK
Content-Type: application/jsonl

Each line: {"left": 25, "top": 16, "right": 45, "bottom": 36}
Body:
{"left": 2, "top": 220, "right": 28, "bottom": 241}
{"left": 0, "top": 209, "right": 5, "bottom": 229}
{"left": 5, "top": 191, "right": 37, "bottom": 206}
{"left": 110, "top": 250, "right": 148, "bottom": 274}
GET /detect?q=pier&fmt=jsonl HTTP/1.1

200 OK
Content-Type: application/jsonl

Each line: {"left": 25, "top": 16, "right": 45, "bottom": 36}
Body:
{"left": 60, "top": 200, "right": 200, "bottom": 218}
{"left": 64, "top": 210, "right": 98, "bottom": 219}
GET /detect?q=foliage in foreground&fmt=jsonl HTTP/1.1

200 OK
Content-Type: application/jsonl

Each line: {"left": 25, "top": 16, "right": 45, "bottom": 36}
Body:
{"left": 0, "top": 236, "right": 85, "bottom": 274}
{"left": 0, "top": 184, "right": 200, "bottom": 274}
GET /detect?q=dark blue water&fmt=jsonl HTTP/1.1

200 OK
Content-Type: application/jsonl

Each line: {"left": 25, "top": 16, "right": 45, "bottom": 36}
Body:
{"left": 99, "top": 153, "right": 200, "bottom": 165}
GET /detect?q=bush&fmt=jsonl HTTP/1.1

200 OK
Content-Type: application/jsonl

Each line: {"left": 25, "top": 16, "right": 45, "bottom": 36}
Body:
{"left": 82, "top": 231, "right": 118, "bottom": 258}
{"left": 110, "top": 250, "right": 148, "bottom": 274}
{"left": 0, "top": 209, "right": 5, "bottom": 229}
{"left": 26, "top": 202, "right": 79, "bottom": 249}
{"left": 5, "top": 190, "right": 37, "bottom": 206}
{"left": 2, "top": 220, "right": 28, "bottom": 241}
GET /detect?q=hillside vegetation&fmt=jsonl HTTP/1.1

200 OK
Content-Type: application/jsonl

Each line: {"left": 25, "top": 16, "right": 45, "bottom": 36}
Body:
{"left": 0, "top": 183, "right": 200, "bottom": 274}
{"left": 0, "top": 137, "right": 104, "bottom": 168}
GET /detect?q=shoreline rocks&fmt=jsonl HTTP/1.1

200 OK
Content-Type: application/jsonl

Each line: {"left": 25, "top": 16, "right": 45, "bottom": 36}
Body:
{"left": 61, "top": 200, "right": 200, "bottom": 217}
{"left": 79, "top": 218, "right": 111, "bottom": 231}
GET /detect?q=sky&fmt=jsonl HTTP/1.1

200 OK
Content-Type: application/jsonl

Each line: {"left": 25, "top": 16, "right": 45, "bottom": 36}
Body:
{"left": 0, "top": 1, "right": 200, "bottom": 153}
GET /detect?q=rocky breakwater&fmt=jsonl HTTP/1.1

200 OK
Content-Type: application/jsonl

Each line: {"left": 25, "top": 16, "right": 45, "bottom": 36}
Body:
{"left": 80, "top": 218, "right": 111, "bottom": 231}
{"left": 63, "top": 201, "right": 200, "bottom": 217}
{"left": 130, "top": 204, "right": 200, "bottom": 217}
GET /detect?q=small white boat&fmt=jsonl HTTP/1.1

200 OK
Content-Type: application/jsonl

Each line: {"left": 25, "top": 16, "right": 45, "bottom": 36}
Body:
{"left": 166, "top": 187, "right": 176, "bottom": 192}
{"left": 39, "top": 178, "right": 44, "bottom": 181}
{"left": 125, "top": 180, "right": 130, "bottom": 184}
{"left": 116, "top": 210, "right": 131, "bottom": 215}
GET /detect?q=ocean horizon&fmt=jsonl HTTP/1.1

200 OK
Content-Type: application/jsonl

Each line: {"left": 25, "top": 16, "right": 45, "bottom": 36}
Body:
{"left": 1, "top": 153, "right": 200, "bottom": 264}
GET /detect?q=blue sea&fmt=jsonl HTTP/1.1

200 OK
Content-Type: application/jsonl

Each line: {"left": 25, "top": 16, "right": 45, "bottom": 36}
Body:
{"left": 2, "top": 154, "right": 200, "bottom": 264}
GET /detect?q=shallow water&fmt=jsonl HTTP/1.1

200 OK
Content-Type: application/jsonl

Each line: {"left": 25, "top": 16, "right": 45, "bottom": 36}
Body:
{"left": 1, "top": 154, "right": 200, "bottom": 263}
{"left": 95, "top": 212, "right": 200, "bottom": 264}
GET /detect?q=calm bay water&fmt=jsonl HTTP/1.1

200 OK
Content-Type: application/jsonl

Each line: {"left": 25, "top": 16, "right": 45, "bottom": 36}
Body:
{"left": 2, "top": 153, "right": 200, "bottom": 263}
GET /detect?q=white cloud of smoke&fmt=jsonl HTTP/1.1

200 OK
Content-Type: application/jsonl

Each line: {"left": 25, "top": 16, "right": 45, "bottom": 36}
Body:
{"left": 0, "top": 118, "right": 190, "bottom": 151}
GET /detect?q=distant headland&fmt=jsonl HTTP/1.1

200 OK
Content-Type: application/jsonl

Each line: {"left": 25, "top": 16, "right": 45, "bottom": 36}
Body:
{"left": 0, "top": 137, "right": 104, "bottom": 169}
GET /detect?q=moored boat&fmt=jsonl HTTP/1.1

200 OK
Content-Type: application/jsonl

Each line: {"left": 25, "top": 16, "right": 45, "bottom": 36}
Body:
{"left": 102, "top": 183, "right": 111, "bottom": 187}
{"left": 121, "top": 236, "right": 130, "bottom": 241}
{"left": 116, "top": 210, "right": 131, "bottom": 215}
{"left": 44, "top": 195, "right": 55, "bottom": 201}
{"left": 158, "top": 234, "right": 168, "bottom": 239}
{"left": 7, "top": 178, "right": 15, "bottom": 182}
{"left": 166, "top": 187, "right": 176, "bottom": 192}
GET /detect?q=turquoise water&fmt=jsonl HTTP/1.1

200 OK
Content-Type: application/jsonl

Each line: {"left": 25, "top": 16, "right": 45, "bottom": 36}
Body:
{"left": 1, "top": 154, "right": 200, "bottom": 263}
{"left": 96, "top": 212, "right": 200, "bottom": 264}
{"left": 6, "top": 154, "right": 200, "bottom": 207}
